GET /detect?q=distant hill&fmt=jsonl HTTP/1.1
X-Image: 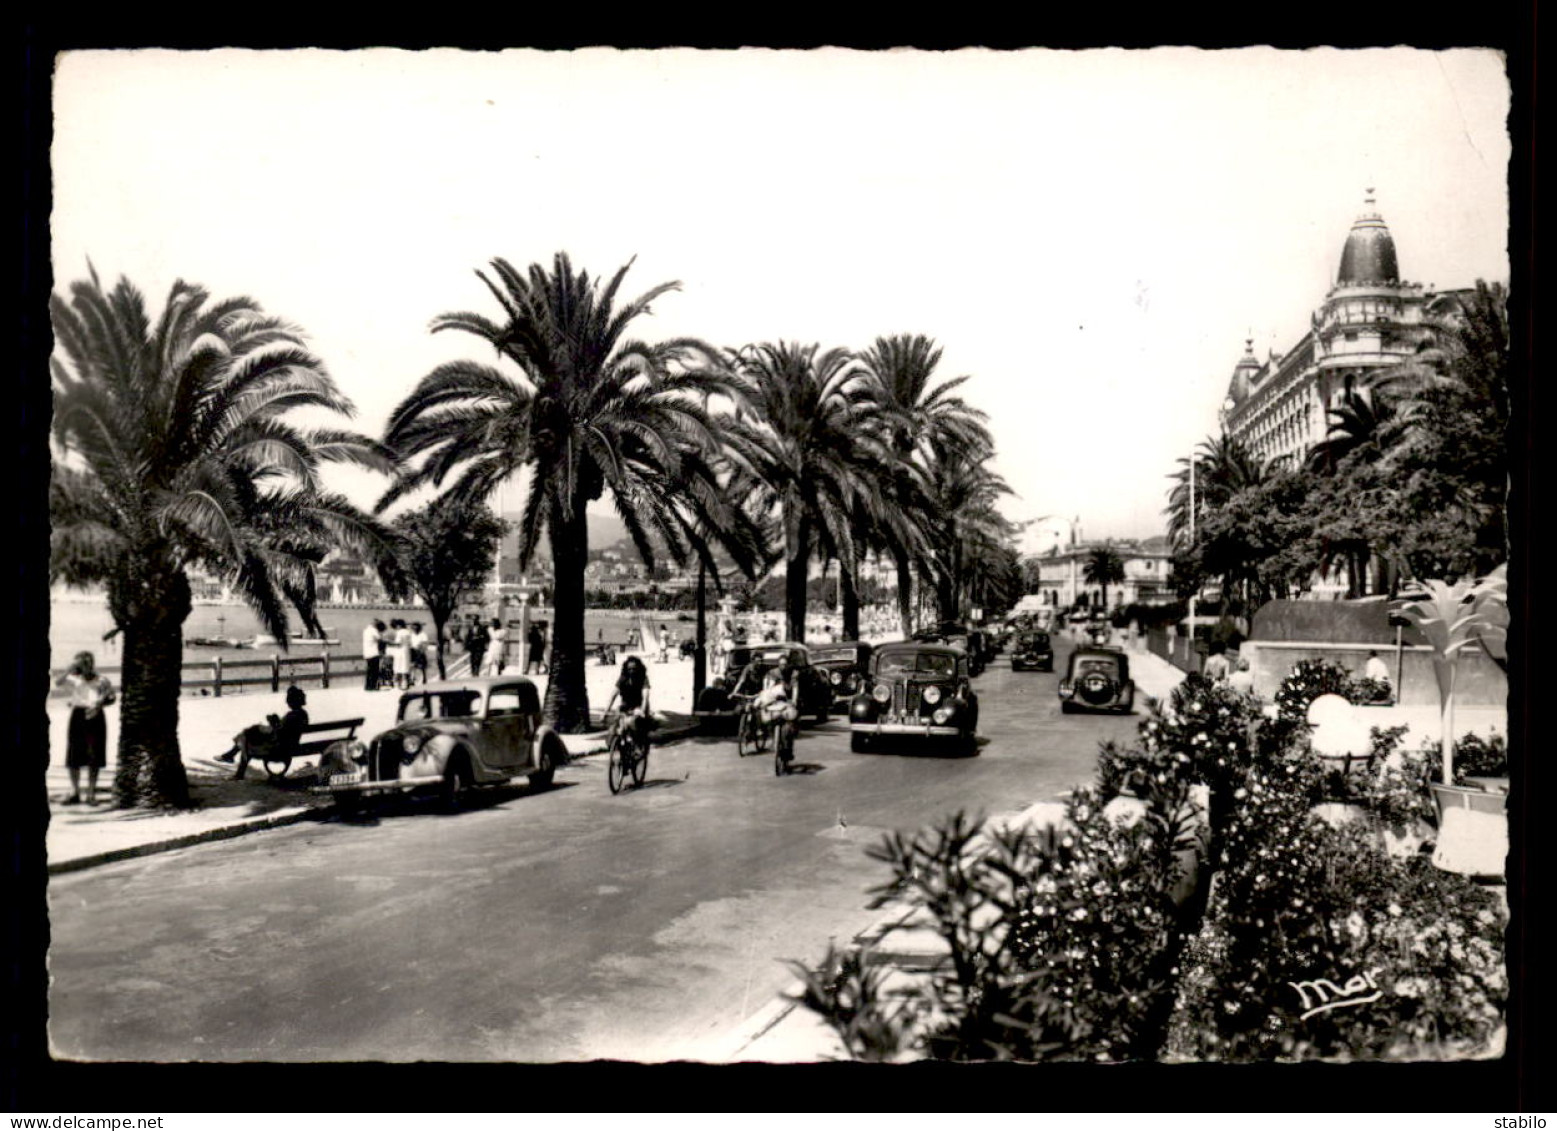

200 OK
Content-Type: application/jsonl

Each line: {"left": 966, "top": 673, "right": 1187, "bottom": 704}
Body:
{"left": 500, "top": 510, "right": 631, "bottom": 561}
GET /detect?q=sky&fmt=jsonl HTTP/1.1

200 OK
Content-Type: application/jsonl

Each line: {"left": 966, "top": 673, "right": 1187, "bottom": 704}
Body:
{"left": 49, "top": 47, "right": 1511, "bottom": 553}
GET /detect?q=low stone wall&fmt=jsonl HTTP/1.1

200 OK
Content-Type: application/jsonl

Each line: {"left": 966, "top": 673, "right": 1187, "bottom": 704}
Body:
{"left": 1242, "top": 639, "right": 1507, "bottom": 708}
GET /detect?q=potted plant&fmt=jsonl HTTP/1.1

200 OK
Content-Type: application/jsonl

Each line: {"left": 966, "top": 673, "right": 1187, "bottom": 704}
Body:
{"left": 1393, "top": 568, "right": 1509, "bottom": 876}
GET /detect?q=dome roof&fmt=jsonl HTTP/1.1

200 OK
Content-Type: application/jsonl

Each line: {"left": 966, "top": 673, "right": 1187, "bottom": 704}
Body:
{"left": 1225, "top": 338, "right": 1261, "bottom": 405}
{"left": 1337, "top": 192, "right": 1400, "bottom": 285}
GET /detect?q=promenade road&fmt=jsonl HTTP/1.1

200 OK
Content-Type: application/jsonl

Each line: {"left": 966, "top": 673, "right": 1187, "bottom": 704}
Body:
{"left": 46, "top": 637, "right": 1143, "bottom": 1063}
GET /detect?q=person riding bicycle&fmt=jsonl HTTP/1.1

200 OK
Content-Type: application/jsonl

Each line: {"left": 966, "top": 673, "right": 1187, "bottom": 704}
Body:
{"left": 603, "top": 655, "right": 652, "bottom": 752}
{"left": 749, "top": 658, "right": 800, "bottom": 758}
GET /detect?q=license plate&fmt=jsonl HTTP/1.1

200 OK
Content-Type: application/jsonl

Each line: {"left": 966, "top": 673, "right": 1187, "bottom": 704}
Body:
{"left": 329, "top": 770, "right": 365, "bottom": 786}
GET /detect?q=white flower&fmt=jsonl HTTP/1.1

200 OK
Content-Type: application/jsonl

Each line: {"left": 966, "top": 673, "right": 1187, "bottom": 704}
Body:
{"left": 1387, "top": 903, "right": 1402, "bottom": 917}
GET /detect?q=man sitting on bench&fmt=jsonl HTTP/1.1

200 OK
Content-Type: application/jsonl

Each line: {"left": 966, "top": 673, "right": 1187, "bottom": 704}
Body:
{"left": 219, "top": 685, "right": 310, "bottom": 781}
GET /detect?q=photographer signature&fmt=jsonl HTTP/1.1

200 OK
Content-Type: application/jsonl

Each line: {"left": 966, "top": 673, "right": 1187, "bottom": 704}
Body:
{"left": 1288, "top": 970, "right": 1382, "bottom": 1020}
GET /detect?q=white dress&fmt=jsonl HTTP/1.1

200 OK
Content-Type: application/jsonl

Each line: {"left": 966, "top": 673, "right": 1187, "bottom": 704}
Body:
{"left": 390, "top": 628, "right": 413, "bottom": 677}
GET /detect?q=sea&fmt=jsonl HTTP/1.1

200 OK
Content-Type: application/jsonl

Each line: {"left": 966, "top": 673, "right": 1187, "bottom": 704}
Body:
{"left": 46, "top": 594, "right": 682, "bottom": 674}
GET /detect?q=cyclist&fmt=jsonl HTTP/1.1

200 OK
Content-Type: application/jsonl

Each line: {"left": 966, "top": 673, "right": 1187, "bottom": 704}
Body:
{"left": 749, "top": 657, "right": 800, "bottom": 763}
{"left": 603, "top": 654, "right": 652, "bottom": 754}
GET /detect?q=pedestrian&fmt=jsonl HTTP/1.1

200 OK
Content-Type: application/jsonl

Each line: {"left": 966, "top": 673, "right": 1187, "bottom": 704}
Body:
{"left": 410, "top": 621, "right": 430, "bottom": 685}
{"left": 362, "top": 619, "right": 382, "bottom": 691}
{"left": 489, "top": 618, "right": 507, "bottom": 674}
{"left": 55, "top": 651, "right": 115, "bottom": 805}
{"left": 527, "top": 621, "right": 546, "bottom": 675}
{"left": 1228, "top": 655, "right": 1256, "bottom": 696}
{"left": 387, "top": 618, "right": 412, "bottom": 690}
{"left": 465, "top": 614, "right": 490, "bottom": 678}
{"left": 375, "top": 619, "right": 390, "bottom": 689}
{"left": 1203, "top": 641, "right": 1232, "bottom": 684}
{"left": 225, "top": 685, "right": 309, "bottom": 781}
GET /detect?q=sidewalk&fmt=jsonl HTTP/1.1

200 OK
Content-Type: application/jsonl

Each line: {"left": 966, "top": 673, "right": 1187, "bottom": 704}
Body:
{"left": 44, "top": 644, "right": 706, "bottom": 873}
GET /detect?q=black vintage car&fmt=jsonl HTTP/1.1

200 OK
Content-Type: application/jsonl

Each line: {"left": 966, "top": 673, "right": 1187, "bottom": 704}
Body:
{"left": 694, "top": 642, "right": 832, "bottom": 725}
{"left": 807, "top": 641, "right": 875, "bottom": 706}
{"left": 1009, "top": 630, "right": 1055, "bottom": 672}
{"left": 849, "top": 641, "right": 979, "bottom": 754}
{"left": 1058, "top": 647, "right": 1135, "bottom": 713}
{"left": 911, "top": 622, "right": 989, "bottom": 676}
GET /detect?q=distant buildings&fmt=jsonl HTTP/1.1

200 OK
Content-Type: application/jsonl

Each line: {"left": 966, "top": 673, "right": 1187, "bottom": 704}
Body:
{"left": 1219, "top": 191, "right": 1464, "bottom": 470}
{"left": 1030, "top": 537, "right": 1175, "bottom": 610}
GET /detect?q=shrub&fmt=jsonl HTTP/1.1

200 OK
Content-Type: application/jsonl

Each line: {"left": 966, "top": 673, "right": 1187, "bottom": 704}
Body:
{"left": 1450, "top": 731, "right": 1507, "bottom": 779}
{"left": 791, "top": 792, "right": 1198, "bottom": 1061}
{"left": 1166, "top": 754, "right": 1506, "bottom": 1060}
{"left": 1274, "top": 658, "right": 1364, "bottom": 721}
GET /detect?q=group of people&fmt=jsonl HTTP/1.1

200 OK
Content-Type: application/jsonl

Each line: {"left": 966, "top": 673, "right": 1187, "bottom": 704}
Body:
{"left": 361, "top": 619, "right": 432, "bottom": 691}
{"left": 444, "top": 614, "right": 549, "bottom": 678}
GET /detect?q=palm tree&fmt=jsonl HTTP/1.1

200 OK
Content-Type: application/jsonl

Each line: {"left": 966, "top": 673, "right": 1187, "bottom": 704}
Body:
{"left": 723, "top": 341, "right": 885, "bottom": 643}
{"left": 1165, "top": 432, "right": 1266, "bottom": 551}
{"left": 50, "top": 269, "right": 398, "bottom": 808}
{"left": 381, "top": 253, "right": 751, "bottom": 731}
{"left": 1083, "top": 546, "right": 1127, "bottom": 612}
{"left": 920, "top": 451, "right": 1011, "bottom": 623}
{"left": 861, "top": 334, "right": 993, "bottom": 636}
{"left": 1305, "top": 389, "right": 1399, "bottom": 475}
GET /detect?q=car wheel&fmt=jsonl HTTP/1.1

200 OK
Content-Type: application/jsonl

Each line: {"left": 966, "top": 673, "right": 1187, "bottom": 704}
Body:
{"left": 1060, "top": 700, "right": 1077, "bottom": 714}
{"left": 850, "top": 732, "right": 873, "bottom": 753}
{"left": 439, "top": 754, "right": 471, "bottom": 811}
{"left": 528, "top": 736, "right": 560, "bottom": 790}
{"left": 961, "top": 732, "right": 979, "bottom": 757}
{"left": 815, "top": 702, "right": 829, "bottom": 726}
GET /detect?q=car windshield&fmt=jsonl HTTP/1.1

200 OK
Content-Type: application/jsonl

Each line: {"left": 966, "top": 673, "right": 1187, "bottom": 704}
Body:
{"left": 399, "top": 690, "right": 482, "bottom": 721}
{"left": 752, "top": 648, "right": 796, "bottom": 665}
{"left": 810, "top": 647, "right": 856, "bottom": 664}
{"left": 876, "top": 652, "right": 957, "bottom": 678}
{"left": 1018, "top": 633, "right": 1048, "bottom": 647}
{"left": 1075, "top": 658, "right": 1119, "bottom": 675}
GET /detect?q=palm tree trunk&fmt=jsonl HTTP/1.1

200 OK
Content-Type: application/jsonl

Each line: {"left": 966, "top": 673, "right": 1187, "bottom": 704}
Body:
{"left": 785, "top": 512, "right": 811, "bottom": 643}
{"left": 432, "top": 616, "right": 449, "bottom": 680}
{"left": 543, "top": 504, "right": 591, "bottom": 732}
{"left": 893, "top": 548, "right": 914, "bottom": 637}
{"left": 840, "top": 547, "right": 861, "bottom": 641}
{"left": 693, "top": 560, "right": 707, "bottom": 699}
{"left": 109, "top": 565, "right": 192, "bottom": 809}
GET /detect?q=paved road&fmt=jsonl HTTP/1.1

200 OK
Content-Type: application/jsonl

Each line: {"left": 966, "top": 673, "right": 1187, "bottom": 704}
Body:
{"left": 48, "top": 639, "right": 1140, "bottom": 1063}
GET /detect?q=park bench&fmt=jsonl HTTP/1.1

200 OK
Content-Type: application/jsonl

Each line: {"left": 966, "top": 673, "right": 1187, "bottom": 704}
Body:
{"left": 236, "top": 717, "right": 367, "bottom": 781}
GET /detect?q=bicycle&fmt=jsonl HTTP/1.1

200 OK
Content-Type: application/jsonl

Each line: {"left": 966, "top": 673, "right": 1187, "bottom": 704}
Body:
{"left": 734, "top": 693, "right": 796, "bottom": 773}
{"left": 607, "top": 711, "right": 650, "bottom": 794}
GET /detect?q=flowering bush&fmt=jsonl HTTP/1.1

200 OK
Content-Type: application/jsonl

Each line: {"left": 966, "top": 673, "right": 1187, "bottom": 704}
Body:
{"left": 1166, "top": 755, "right": 1506, "bottom": 1060}
{"left": 1445, "top": 731, "right": 1507, "bottom": 780}
{"left": 792, "top": 790, "right": 1198, "bottom": 1061}
{"left": 1273, "top": 658, "right": 1382, "bottom": 722}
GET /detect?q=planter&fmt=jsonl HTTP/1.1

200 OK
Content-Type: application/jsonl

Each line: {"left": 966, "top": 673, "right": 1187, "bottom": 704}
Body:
{"left": 1460, "top": 775, "right": 1510, "bottom": 795}
{"left": 1430, "top": 783, "right": 1508, "bottom": 878}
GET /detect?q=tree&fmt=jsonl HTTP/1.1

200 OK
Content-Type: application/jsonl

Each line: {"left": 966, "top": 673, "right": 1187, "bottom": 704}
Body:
{"left": 1165, "top": 432, "right": 1266, "bottom": 552}
{"left": 1083, "top": 546, "right": 1127, "bottom": 611}
{"left": 920, "top": 452, "right": 1011, "bottom": 623}
{"left": 381, "top": 253, "right": 753, "bottom": 731}
{"left": 391, "top": 500, "right": 508, "bottom": 678}
{"left": 861, "top": 334, "right": 992, "bottom": 636}
{"left": 724, "top": 342, "right": 885, "bottom": 643}
{"left": 49, "top": 270, "right": 398, "bottom": 807}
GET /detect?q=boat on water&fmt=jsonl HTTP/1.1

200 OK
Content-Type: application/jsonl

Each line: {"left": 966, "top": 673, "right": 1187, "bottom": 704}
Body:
{"left": 252, "top": 632, "right": 342, "bottom": 647}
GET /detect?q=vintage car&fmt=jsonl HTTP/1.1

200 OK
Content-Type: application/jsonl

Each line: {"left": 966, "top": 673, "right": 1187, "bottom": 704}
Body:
{"left": 692, "top": 642, "right": 832, "bottom": 725}
{"left": 1058, "top": 647, "right": 1136, "bottom": 714}
{"left": 1009, "top": 630, "right": 1055, "bottom": 672}
{"left": 807, "top": 641, "right": 875, "bottom": 706}
{"left": 849, "top": 641, "right": 979, "bottom": 754}
{"left": 311, "top": 676, "right": 569, "bottom": 807}
{"left": 911, "top": 622, "right": 989, "bottom": 676}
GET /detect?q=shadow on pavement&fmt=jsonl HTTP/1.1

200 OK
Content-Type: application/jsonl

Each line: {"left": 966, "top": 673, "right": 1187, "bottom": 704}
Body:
{"left": 326, "top": 779, "right": 578, "bottom": 823}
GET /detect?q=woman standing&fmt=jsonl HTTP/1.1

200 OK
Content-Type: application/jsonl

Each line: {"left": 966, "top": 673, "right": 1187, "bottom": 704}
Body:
{"left": 389, "top": 619, "right": 414, "bottom": 689}
{"left": 55, "top": 651, "right": 116, "bottom": 805}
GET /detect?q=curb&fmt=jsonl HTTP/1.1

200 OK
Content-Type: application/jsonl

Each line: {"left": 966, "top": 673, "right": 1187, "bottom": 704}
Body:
{"left": 47, "top": 806, "right": 326, "bottom": 876}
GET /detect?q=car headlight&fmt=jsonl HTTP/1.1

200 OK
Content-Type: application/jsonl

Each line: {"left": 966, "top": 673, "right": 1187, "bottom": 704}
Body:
{"left": 402, "top": 733, "right": 423, "bottom": 755}
{"left": 872, "top": 684, "right": 891, "bottom": 704}
{"left": 830, "top": 671, "right": 842, "bottom": 685}
{"left": 933, "top": 706, "right": 953, "bottom": 724}
{"left": 922, "top": 686, "right": 943, "bottom": 705}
